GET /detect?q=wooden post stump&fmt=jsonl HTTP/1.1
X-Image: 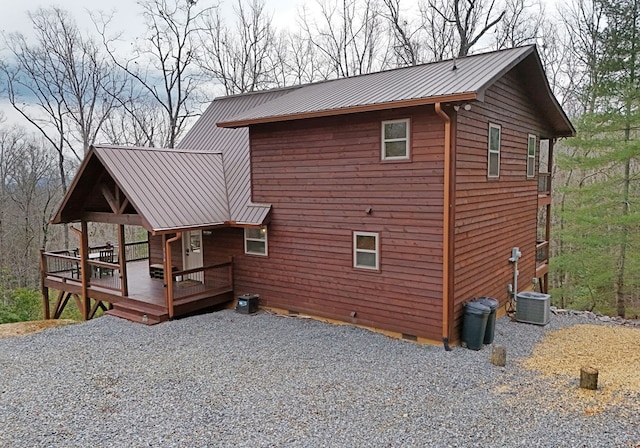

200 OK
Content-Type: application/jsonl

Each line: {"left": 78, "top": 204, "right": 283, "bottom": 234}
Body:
{"left": 491, "top": 345, "right": 507, "bottom": 367}
{"left": 580, "top": 366, "right": 598, "bottom": 390}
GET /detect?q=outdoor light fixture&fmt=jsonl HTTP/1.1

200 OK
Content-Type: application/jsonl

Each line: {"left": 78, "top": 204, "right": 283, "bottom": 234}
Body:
{"left": 453, "top": 104, "right": 472, "bottom": 112}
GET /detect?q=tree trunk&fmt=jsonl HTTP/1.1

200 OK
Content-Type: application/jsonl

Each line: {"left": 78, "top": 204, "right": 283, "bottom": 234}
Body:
{"left": 580, "top": 366, "right": 598, "bottom": 390}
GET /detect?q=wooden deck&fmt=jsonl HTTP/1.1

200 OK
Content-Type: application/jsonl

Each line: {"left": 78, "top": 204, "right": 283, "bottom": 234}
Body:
{"left": 42, "top": 259, "right": 234, "bottom": 325}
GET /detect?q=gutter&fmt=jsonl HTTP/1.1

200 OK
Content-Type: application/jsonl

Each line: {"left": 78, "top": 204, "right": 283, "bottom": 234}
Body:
{"left": 435, "top": 102, "right": 453, "bottom": 351}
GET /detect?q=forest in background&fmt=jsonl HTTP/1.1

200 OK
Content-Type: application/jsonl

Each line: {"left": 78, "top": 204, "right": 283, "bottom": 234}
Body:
{"left": 0, "top": 0, "right": 637, "bottom": 322}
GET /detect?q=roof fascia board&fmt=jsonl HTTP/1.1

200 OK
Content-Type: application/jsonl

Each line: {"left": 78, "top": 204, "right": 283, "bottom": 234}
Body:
{"left": 217, "top": 92, "right": 478, "bottom": 128}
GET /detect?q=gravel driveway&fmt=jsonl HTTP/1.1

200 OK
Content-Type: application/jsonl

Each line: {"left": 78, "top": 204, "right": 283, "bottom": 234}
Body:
{"left": 1, "top": 310, "right": 638, "bottom": 447}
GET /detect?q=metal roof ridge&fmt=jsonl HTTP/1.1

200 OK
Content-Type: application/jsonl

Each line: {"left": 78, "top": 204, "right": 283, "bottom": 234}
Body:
{"left": 213, "top": 84, "right": 302, "bottom": 101}
{"left": 92, "top": 144, "right": 223, "bottom": 155}
{"left": 214, "top": 45, "right": 534, "bottom": 103}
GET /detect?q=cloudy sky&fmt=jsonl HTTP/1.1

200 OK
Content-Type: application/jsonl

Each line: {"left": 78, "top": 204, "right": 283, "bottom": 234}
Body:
{"left": 0, "top": 0, "right": 302, "bottom": 37}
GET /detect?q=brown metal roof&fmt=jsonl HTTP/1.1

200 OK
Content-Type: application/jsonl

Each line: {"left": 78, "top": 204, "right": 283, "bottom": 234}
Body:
{"left": 217, "top": 45, "right": 574, "bottom": 137}
{"left": 53, "top": 90, "right": 291, "bottom": 232}
{"left": 178, "top": 89, "right": 296, "bottom": 224}
{"left": 92, "top": 146, "right": 232, "bottom": 231}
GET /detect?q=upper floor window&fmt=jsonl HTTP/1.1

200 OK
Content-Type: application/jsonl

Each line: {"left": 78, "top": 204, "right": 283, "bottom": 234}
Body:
{"left": 244, "top": 226, "right": 268, "bottom": 256}
{"left": 353, "top": 231, "right": 379, "bottom": 270}
{"left": 527, "top": 134, "right": 536, "bottom": 178}
{"left": 382, "top": 119, "right": 410, "bottom": 160}
{"left": 488, "top": 123, "right": 501, "bottom": 178}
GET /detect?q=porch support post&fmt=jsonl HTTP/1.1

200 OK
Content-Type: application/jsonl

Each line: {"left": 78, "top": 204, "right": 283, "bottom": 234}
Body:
{"left": 71, "top": 222, "right": 90, "bottom": 320}
{"left": 39, "top": 249, "right": 50, "bottom": 319}
{"left": 118, "top": 224, "right": 128, "bottom": 297}
{"left": 165, "top": 232, "right": 182, "bottom": 319}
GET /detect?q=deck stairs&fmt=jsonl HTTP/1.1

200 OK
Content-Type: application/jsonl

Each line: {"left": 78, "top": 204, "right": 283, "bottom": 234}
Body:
{"left": 106, "top": 299, "right": 169, "bottom": 325}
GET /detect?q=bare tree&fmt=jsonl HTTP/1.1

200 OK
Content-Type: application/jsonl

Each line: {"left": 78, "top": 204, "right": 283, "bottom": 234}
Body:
{"left": 198, "top": 0, "right": 283, "bottom": 95}
{"left": 383, "top": 0, "right": 422, "bottom": 66}
{"left": 418, "top": 0, "right": 457, "bottom": 61}
{"left": 559, "top": 0, "right": 606, "bottom": 114}
{"left": 0, "top": 127, "right": 59, "bottom": 288}
{"left": 299, "top": 0, "right": 389, "bottom": 78}
{"left": 100, "top": 83, "right": 170, "bottom": 147}
{"left": 96, "top": 0, "right": 215, "bottom": 148}
{"left": 428, "top": 0, "right": 506, "bottom": 56}
{"left": 2, "top": 7, "right": 121, "bottom": 246}
{"left": 494, "top": 0, "right": 544, "bottom": 49}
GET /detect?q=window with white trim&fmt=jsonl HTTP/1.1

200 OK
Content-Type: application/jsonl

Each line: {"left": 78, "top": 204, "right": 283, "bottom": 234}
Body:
{"left": 353, "top": 232, "right": 379, "bottom": 270}
{"left": 527, "top": 134, "right": 536, "bottom": 178}
{"left": 382, "top": 119, "right": 410, "bottom": 160}
{"left": 488, "top": 123, "right": 501, "bottom": 178}
{"left": 244, "top": 226, "right": 268, "bottom": 256}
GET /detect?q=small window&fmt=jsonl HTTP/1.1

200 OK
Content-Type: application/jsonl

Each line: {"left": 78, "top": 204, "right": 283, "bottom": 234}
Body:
{"left": 244, "top": 226, "right": 268, "bottom": 256}
{"left": 353, "top": 231, "right": 379, "bottom": 270}
{"left": 527, "top": 134, "right": 536, "bottom": 177}
{"left": 382, "top": 119, "right": 410, "bottom": 160}
{"left": 488, "top": 123, "right": 501, "bottom": 178}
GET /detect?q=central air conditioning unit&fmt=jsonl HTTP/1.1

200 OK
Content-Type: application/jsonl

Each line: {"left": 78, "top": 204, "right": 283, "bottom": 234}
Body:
{"left": 515, "top": 291, "right": 551, "bottom": 325}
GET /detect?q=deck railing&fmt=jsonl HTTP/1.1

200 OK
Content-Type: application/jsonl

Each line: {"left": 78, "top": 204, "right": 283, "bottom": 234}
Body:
{"left": 171, "top": 260, "right": 233, "bottom": 302}
{"left": 536, "top": 240, "right": 549, "bottom": 264}
{"left": 125, "top": 240, "right": 149, "bottom": 262}
{"left": 41, "top": 250, "right": 81, "bottom": 281}
{"left": 41, "top": 240, "right": 149, "bottom": 286}
{"left": 538, "top": 173, "right": 551, "bottom": 195}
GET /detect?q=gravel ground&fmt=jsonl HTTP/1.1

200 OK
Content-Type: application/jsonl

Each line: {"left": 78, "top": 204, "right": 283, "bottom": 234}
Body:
{"left": 0, "top": 310, "right": 638, "bottom": 448}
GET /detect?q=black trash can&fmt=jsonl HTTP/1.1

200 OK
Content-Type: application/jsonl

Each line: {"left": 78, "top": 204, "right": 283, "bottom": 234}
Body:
{"left": 475, "top": 297, "right": 499, "bottom": 344}
{"left": 461, "top": 301, "right": 490, "bottom": 350}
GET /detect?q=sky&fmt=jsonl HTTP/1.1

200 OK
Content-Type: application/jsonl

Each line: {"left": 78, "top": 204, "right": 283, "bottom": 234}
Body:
{"left": 0, "top": 0, "right": 304, "bottom": 125}
{"left": 0, "top": 0, "right": 558, "bottom": 127}
{"left": 0, "top": 0, "right": 302, "bottom": 37}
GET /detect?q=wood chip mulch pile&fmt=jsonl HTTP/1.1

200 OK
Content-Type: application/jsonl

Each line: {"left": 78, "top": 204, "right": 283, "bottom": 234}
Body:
{"left": 0, "top": 319, "right": 77, "bottom": 339}
{"left": 518, "top": 324, "right": 640, "bottom": 416}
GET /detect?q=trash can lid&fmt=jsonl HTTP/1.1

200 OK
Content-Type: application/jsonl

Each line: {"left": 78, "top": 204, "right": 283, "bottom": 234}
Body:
{"left": 465, "top": 301, "right": 490, "bottom": 314}
{"left": 475, "top": 297, "right": 499, "bottom": 310}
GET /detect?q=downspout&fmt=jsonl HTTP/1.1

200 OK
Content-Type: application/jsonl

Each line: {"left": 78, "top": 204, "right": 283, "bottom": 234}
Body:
{"left": 165, "top": 232, "right": 182, "bottom": 319}
{"left": 435, "top": 102, "right": 453, "bottom": 351}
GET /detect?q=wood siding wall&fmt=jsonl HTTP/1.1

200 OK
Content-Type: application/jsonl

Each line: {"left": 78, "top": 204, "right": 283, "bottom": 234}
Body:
{"left": 236, "top": 107, "right": 446, "bottom": 340}
{"left": 452, "top": 70, "right": 554, "bottom": 338}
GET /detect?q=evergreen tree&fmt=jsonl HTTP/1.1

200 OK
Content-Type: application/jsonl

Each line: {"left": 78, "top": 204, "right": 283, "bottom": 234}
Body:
{"left": 555, "top": 0, "right": 640, "bottom": 316}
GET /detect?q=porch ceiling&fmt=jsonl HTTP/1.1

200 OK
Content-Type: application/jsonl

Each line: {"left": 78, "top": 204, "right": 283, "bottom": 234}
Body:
{"left": 51, "top": 145, "right": 250, "bottom": 233}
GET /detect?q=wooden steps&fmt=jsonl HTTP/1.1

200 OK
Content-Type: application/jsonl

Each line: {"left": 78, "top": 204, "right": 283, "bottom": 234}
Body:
{"left": 106, "top": 298, "right": 169, "bottom": 325}
{"left": 105, "top": 289, "right": 234, "bottom": 325}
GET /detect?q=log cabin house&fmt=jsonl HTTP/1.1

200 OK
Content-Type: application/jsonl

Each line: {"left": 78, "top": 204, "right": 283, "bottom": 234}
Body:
{"left": 41, "top": 45, "right": 574, "bottom": 345}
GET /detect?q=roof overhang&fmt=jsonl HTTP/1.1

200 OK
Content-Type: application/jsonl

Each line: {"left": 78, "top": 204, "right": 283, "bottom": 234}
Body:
{"left": 217, "top": 92, "right": 478, "bottom": 128}
{"left": 216, "top": 45, "right": 575, "bottom": 138}
{"left": 52, "top": 145, "right": 272, "bottom": 233}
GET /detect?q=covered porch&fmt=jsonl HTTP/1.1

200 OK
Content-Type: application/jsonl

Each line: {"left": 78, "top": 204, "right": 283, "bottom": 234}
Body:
{"left": 40, "top": 145, "right": 271, "bottom": 324}
{"left": 40, "top": 235, "right": 234, "bottom": 324}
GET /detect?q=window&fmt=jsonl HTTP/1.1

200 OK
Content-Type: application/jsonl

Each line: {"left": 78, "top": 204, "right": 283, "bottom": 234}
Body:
{"left": 244, "top": 226, "right": 268, "bottom": 256}
{"left": 488, "top": 123, "right": 501, "bottom": 178}
{"left": 527, "top": 134, "right": 536, "bottom": 178}
{"left": 382, "top": 119, "right": 410, "bottom": 160}
{"left": 353, "top": 232, "right": 379, "bottom": 270}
